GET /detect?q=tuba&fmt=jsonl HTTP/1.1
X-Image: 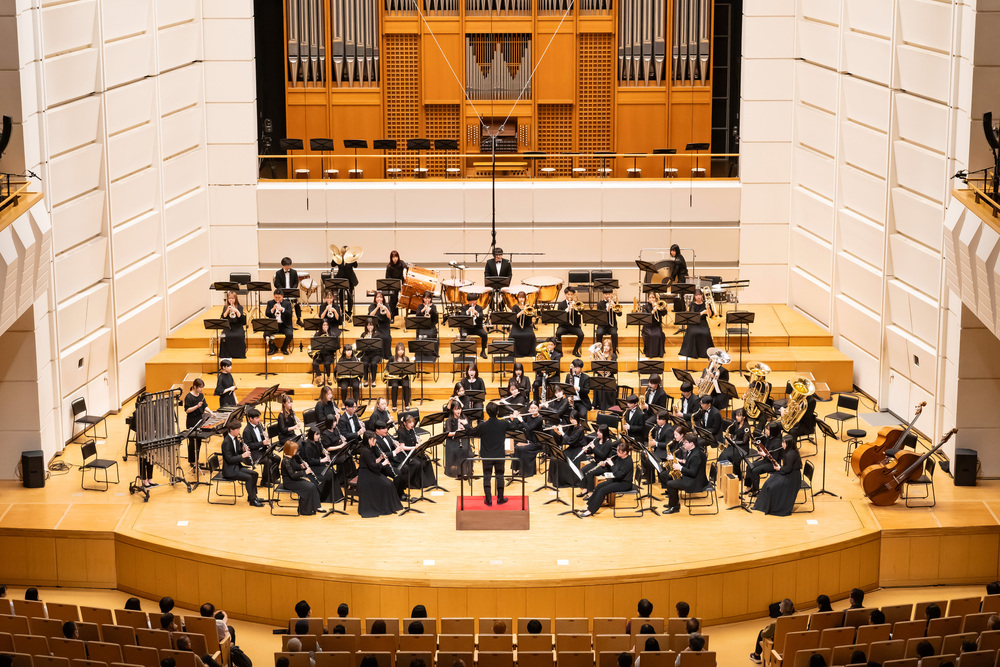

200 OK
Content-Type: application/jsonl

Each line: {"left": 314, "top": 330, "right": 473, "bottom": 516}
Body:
{"left": 696, "top": 347, "right": 730, "bottom": 395}
{"left": 779, "top": 376, "right": 815, "bottom": 430}
{"left": 742, "top": 361, "right": 772, "bottom": 419}
{"left": 535, "top": 342, "right": 551, "bottom": 360}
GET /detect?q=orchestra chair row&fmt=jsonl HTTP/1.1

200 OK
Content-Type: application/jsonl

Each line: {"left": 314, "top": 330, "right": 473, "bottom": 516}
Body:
{"left": 288, "top": 618, "right": 699, "bottom": 639}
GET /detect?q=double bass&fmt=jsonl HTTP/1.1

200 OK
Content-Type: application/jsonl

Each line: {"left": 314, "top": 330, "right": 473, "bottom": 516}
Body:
{"left": 850, "top": 401, "right": 926, "bottom": 476}
{"left": 860, "top": 428, "right": 957, "bottom": 506}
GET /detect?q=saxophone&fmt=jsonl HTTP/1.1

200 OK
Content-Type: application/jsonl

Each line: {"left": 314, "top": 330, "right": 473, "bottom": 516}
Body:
{"left": 742, "top": 361, "right": 772, "bottom": 419}
{"left": 779, "top": 376, "right": 816, "bottom": 430}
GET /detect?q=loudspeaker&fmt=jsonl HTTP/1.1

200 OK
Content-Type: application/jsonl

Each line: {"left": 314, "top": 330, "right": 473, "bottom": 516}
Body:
{"left": 21, "top": 450, "right": 45, "bottom": 488}
{"left": 953, "top": 448, "right": 978, "bottom": 487}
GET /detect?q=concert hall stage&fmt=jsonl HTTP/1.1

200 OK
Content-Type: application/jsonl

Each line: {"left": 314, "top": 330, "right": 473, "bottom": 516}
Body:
{"left": 0, "top": 304, "right": 996, "bottom": 628}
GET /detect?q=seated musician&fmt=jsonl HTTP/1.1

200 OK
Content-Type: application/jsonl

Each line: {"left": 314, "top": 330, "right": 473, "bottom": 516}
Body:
{"left": 310, "top": 320, "right": 337, "bottom": 386}
{"left": 643, "top": 374, "right": 668, "bottom": 425}
{"left": 315, "top": 386, "right": 340, "bottom": 429}
{"left": 744, "top": 421, "right": 783, "bottom": 496}
{"left": 565, "top": 359, "right": 591, "bottom": 418}
{"left": 357, "top": 432, "right": 403, "bottom": 518}
{"left": 395, "top": 414, "right": 436, "bottom": 491}
{"left": 319, "top": 291, "right": 343, "bottom": 346}
{"left": 596, "top": 289, "right": 620, "bottom": 354}
{"left": 579, "top": 441, "right": 634, "bottom": 517}
{"left": 276, "top": 394, "right": 302, "bottom": 444}
{"left": 460, "top": 292, "right": 489, "bottom": 360}
{"left": 367, "top": 290, "right": 393, "bottom": 358}
{"left": 692, "top": 395, "right": 723, "bottom": 445}
{"left": 718, "top": 408, "right": 751, "bottom": 479}
{"left": 221, "top": 422, "right": 263, "bottom": 507}
{"left": 279, "top": 440, "right": 323, "bottom": 516}
{"left": 640, "top": 411, "right": 672, "bottom": 481}
{"left": 577, "top": 424, "right": 616, "bottom": 499}
{"left": 504, "top": 362, "right": 530, "bottom": 410}
{"left": 510, "top": 291, "right": 537, "bottom": 357}
{"left": 673, "top": 382, "right": 698, "bottom": 422}
{"left": 274, "top": 256, "right": 303, "bottom": 327}
{"left": 590, "top": 336, "right": 617, "bottom": 411}
{"left": 445, "top": 383, "right": 472, "bottom": 413}
{"left": 662, "top": 433, "right": 707, "bottom": 515}
{"left": 641, "top": 290, "right": 667, "bottom": 359}
{"left": 555, "top": 286, "right": 585, "bottom": 358}
{"left": 334, "top": 346, "right": 362, "bottom": 404}
{"left": 336, "top": 398, "right": 366, "bottom": 443}
{"left": 366, "top": 396, "right": 394, "bottom": 433}
{"left": 214, "top": 359, "right": 237, "bottom": 410}
{"left": 511, "top": 401, "right": 544, "bottom": 477}
{"left": 372, "top": 421, "right": 412, "bottom": 501}
{"left": 545, "top": 384, "right": 571, "bottom": 424}
{"left": 387, "top": 342, "right": 412, "bottom": 411}
{"left": 322, "top": 414, "right": 354, "bottom": 502}
{"left": 781, "top": 394, "right": 818, "bottom": 441}
{"left": 622, "top": 395, "right": 646, "bottom": 440}
{"left": 460, "top": 364, "right": 486, "bottom": 407}
{"left": 549, "top": 411, "right": 586, "bottom": 488}
{"left": 265, "top": 290, "right": 294, "bottom": 355}
{"left": 531, "top": 338, "right": 562, "bottom": 401}
{"left": 300, "top": 427, "right": 336, "bottom": 503}
{"left": 359, "top": 319, "right": 382, "bottom": 388}
{"left": 242, "top": 408, "right": 280, "bottom": 487}
{"left": 753, "top": 435, "right": 802, "bottom": 517}
{"left": 704, "top": 357, "right": 732, "bottom": 410}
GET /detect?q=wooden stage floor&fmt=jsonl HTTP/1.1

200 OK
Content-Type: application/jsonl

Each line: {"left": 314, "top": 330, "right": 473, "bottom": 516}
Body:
{"left": 1, "top": 304, "right": 997, "bottom": 626}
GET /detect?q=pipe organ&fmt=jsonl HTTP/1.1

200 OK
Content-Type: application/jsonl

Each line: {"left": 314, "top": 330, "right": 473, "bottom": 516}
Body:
{"left": 280, "top": 0, "right": 715, "bottom": 177}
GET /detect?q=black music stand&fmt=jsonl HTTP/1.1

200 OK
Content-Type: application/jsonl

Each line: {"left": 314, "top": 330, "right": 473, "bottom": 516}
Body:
{"left": 485, "top": 276, "right": 511, "bottom": 313}
{"left": 212, "top": 281, "right": 239, "bottom": 293}
{"left": 355, "top": 337, "right": 383, "bottom": 400}
{"left": 447, "top": 315, "right": 474, "bottom": 340}
{"left": 671, "top": 367, "right": 695, "bottom": 386}
{"left": 727, "top": 310, "right": 755, "bottom": 368}
{"left": 323, "top": 277, "right": 351, "bottom": 321}
{"left": 335, "top": 361, "right": 363, "bottom": 403}
{"left": 685, "top": 142, "right": 711, "bottom": 178}
{"left": 450, "top": 338, "right": 478, "bottom": 370}
{"left": 814, "top": 419, "right": 840, "bottom": 499}
{"left": 351, "top": 314, "right": 374, "bottom": 329}
{"left": 203, "top": 319, "right": 231, "bottom": 374}
{"left": 245, "top": 281, "right": 270, "bottom": 319}
{"left": 582, "top": 309, "right": 608, "bottom": 352}
{"left": 530, "top": 431, "right": 564, "bottom": 506}
{"left": 490, "top": 311, "right": 516, "bottom": 342}
{"left": 589, "top": 375, "right": 619, "bottom": 410}
{"left": 671, "top": 282, "right": 697, "bottom": 330}
{"left": 251, "top": 319, "right": 280, "bottom": 377}
{"left": 627, "top": 312, "right": 656, "bottom": 366}
{"left": 545, "top": 437, "right": 585, "bottom": 517}
{"left": 408, "top": 338, "right": 437, "bottom": 399}
{"left": 310, "top": 336, "right": 340, "bottom": 382}
{"left": 302, "top": 318, "right": 325, "bottom": 332}
{"left": 673, "top": 312, "right": 704, "bottom": 369}
{"left": 533, "top": 359, "right": 561, "bottom": 401}
{"left": 407, "top": 138, "right": 431, "bottom": 176}
{"left": 541, "top": 309, "right": 569, "bottom": 338}
{"left": 654, "top": 147, "right": 677, "bottom": 176}
{"left": 377, "top": 278, "right": 402, "bottom": 327}
{"left": 343, "top": 139, "right": 367, "bottom": 175}
{"left": 387, "top": 360, "right": 418, "bottom": 407}
{"left": 373, "top": 139, "right": 397, "bottom": 178}
{"left": 717, "top": 379, "right": 740, "bottom": 418}
{"left": 418, "top": 411, "right": 448, "bottom": 430}
{"left": 624, "top": 433, "right": 662, "bottom": 515}
{"left": 637, "top": 359, "right": 664, "bottom": 389}
{"left": 488, "top": 340, "right": 515, "bottom": 381}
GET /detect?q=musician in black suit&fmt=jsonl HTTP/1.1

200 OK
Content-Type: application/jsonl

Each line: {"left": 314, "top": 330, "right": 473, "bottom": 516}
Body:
{"left": 580, "top": 442, "right": 634, "bottom": 516}
{"left": 333, "top": 247, "right": 359, "bottom": 317}
{"left": 643, "top": 375, "right": 668, "bottom": 422}
{"left": 622, "top": 396, "right": 646, "bottom": 440}
{"left": 673, "top": 382, "right": 698, "bottom": 422}
{"left": 242, "top": 408, "right": 279, "bottom": 487}
{"left": 565, "top": 360, "right": 591, "bottom": 418}
{"left": 300, "top": 427, "right": 336, "bottom": 503}
{"left": 337, "top": 399, "right": 365, "bottom": 443}
{"left": 692, "top": 396, "right": 723, "bottom": 444}
{"left": 745, "top": 421, "right": 783, "bottom": 496}
{"left": 641, "top": 411, "right": 672, "bottom": 479}
{"left": 555, "top": 287, "right": 585, "bottom": 357}
{"left": 460, "top": 293, "right": 489, "bottom": 360}
{"left": 484, "top": 247, "right": 512, "bottom": 280}
{"left": 663, "top": 434, "right": 707, "bottom": 514}
{"left": 265, "top": 290, "right": 294, "bottom": 355}
{"left": 274, "top": 257, "right": 303, "bottom": 326}
{"left": 466, "top": 402, "right": 518, "bottom": 505}
{"left": 221, "top": 423, "right": 263, "bottom": 506}
{"left": 596, "top": 289, "right": 620, "bottom": 354}
{"left": 373, "top": 422, "right": 411, "bottom": 500}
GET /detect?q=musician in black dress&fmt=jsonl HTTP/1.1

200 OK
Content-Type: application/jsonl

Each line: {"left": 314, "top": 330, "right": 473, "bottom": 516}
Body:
{"left": 319, "top": 292, "right": 342, "bottom": 351}
{"left": 678, "top": 290, "right": 715, "bottom": 360}
{"left": 445, "top": 384, "right": 471, "bottom": 413}
{"left": 315, "top": 386, "right": 340, "bottom": 430}
{"left": 332, "top": 247, "right": 359, "bottom": 317}
{"left": 511, "top": 402, "right": 544, "bottom": 477}
{"left": 274, "top": 257, "right": 303, "bottom": 327}
{"left": 276, "top": 394, "right": 301, "bottom": 445}
{"left": 578, "top": 424, "right": 616, "bottom": 496}
{"left": 668, "top": 244, "right": 688, "bottom": 283}
{"left": 321, "top": 414, "right": 353, "bottom": 502}
{"left": 565, "top": 360, "right": 591, "bottom": 418}
{"left": 754, "top": 435, "right": 802, "bottom": 516}
{"left": 335, "top": 345, "right": 362, "bottom": 403}
{"left": 460, "top": 364, "right": 486, "bottom": 407}
{"left": 396, "top": 414, "right": 436, "bottom": 489}
{"left": 359, "top": 319, "right": 382, "bottom": 388}
{"left": 532, "top": 338, "right": 561, "bottom": 401}
{"left": 222, "top": 422, "right": 263, "bottom": 506}
{"left": 385, "top": 251, "right": 406, "bottom": 317}
{"left": 744, "top": 421, "right": 783, "bottom": 496}
{"left": 444, "top": 400, "right": 472, "bottom": 479}
{"left": 387, "top": 342, "right": 411, "bottom": 411}
{"left": 546, "top": 384, "right": 570, "bottom": 424}
{"left": 184, "top": 378, "right": 210, "bottom": 468}
{"left": 511, "top": 292, "right": 537, "bottom": 357}
{"left": 580, "top": 441, "right": 634, "bottom": 517}
{"left": 310, "top": 320, "right": 337, "bottom": 385}
{"left": 663, "top": 433, "right": 708, "bottom": 514}
{"left": 265, "top": 290, "right": 294, "bottom": 355}
{"left": 504, "top": 362, "right": 530, "bottom": 409}
{"left": 596, "top": 289, "right": 621, "bottom": 354}
{"left": 367, "top": 291, "right": 393, "bottom": 358}
{"left": 590, "top": 337, "right": 617, "bottom": 410}
{"left": 243, "top": 408, "right": 280, "bottom": 487}
{"left": 782, "top": 394, "right": 818, "bottom": 441}
{"left": 366, "top": 396, "right": 394, "bottom": 432}
{"left": 718, "top": 408, "right": 751, "bottom": 480}
{"left": 549, "top": 411, "right": 586, "bottom": 488}
{"left": 410, "top": 291, "right": 439, "bottom": 358}
{"left": 555, "top": 287, "right": 585, "bottom": 357}
{"left": 641, "top": 291, "right": 666, "bottom": 359}
{"left": 460, "top": 293, "right": 489, "bottom": 360}
{"left": 219, "top": 291, "right": 246, "bottom": 359}
{"left": 279, "top": 440, "right": 323, "bottom": 515}
{"left": 214, "top": 359, "right": 237, "bottom": 409}
{"left": 357, "top": 432, "right": 403, "bottom": 517}
{"left": 300, "top": 427, "right": 336, "bottom": 503}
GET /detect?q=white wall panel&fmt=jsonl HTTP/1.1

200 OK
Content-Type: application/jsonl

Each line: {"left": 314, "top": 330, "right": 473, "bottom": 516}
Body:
{"left": 838, "top": 209, "right": 884, "bottom": 269}
{"left": 206, "top": 144, "right": 256, "bottom": 185}
{"left": 897, "top": 0, "right": 952, "bottom": 53}
{"left": 842, "top": 33, "right": 891, "bottom": 85}
{"left": 108, "top": 168, "right": 157, "bottom": 226}
{"left": 837, "top": 251, "right": 881, "bottom": 304}
{"left": 895, "top": 45, "right": 950, "bottom": 103}
{"left": 890, "top": 233, "right": 943, "bottom": 298}
{"left": 165, "top": 188, "right": 208, "bottom": 243}
{"left": 166, "top": 230, "right": 209, "bottom": 286}
{"left": 157, "top": 22, "right": 201, "bottom": 71}
{"left": 791, "top": 227, "right": 833, "bottom": 283}
{"left": 743, "top": 16, "right": 795, "bottom": 59}
{"left": 887, "top": 278, "right": 940, "bottom": 348}
{"left": 161, "top": 106, "right": 205, "bottom": 159}
{"left": 45, "top": 96, "right": 100, "bottom": 157}
{"left": 167, "top": 270, "right": 210, "bottom": 330}
{"left": 790, "top": 268, "right": 831, "bottom": 325}
{"left": 742, "top": 100, "right": 794, "bottom": 143}
{"left": 202, "top": 17, "right": 255, "bottom": 61}
{"left": 840, "top": 121, "right": 888, "bottom": 176}
{"left": 791, "top": 186, "right": 834, "bottom": 240}
{"left": 104, "top": 78, "right": 155, "bottom": 135}
{"left": 113, "top": 254, "right": 162, "bottom": 314}
{"left": 835, "top": 295, "right": 881, "bottom": 355}
{"left": 158, "top": 64, "right": 202, "bottom": 114}
{"left": 892, "top": 141, "right": 947, "bottom": 204}
{"left": 101, "top": 0, "right": 152, "bottom": 41}
{"left": 891, "top": 188, "right": 944, "bottom": 251}
{"left": 111, "top": 211, "right": 159, "bottom": 270}
{"left": 103, "top": 34, "right": 154, "bottom": 88}
{"left": 163, "top": 148, "right": 207, "bottom": 201}
{"left": 741, "top": 59, "right": 794, "bottom": 101}
{"left": 741, "top": 183, "right": 790, "bottom": 224}
{"left": 795, "top": 61, "right": 838, "bottom": 112}
{"left": 50, "top": 191, "right": 105, "bottom": 254}
{"left": 46, "top": 143, "right": 103, "bottom": 206}
{"left": 839, "top": 165, "right": 886, "bottom": 223}
{"left": 795, "top": 104, "right": 836, "bottom": 157}
{"left": 208, "top": 185, "right": 258, "bottom": 227}
{"left": 740, "top": 141, "right": 792, "bottom": 184}
{"left": 54, "top": 238, "right": 107, "bottom": 299}
{"left": 204, "top": 60, "right": 255, "bottom": 103}
{"left": 796, "top": 19, "right": 839, "bottom": 68}
{"left": 841, "top": 76, "right": 890, "bottom": 132}
{"left": 106, "top": 124, "right": 155, "bottom": 181}
{"left": 894, "top": 93, "right": 949, "bottom": 153}
{"left": 116, "top": 298, "right": 162, "bottom": 360}
{"left": 157, "top": 0, "right": 198, "bottom": 27}
{"left": 40, "top": 0, "right": 97, "bottom": 56}
{"left": 800, "top": 0, "right": 840, "bottom": 26}
{"left": 464, "top": 183, "right": 535, "bottom": 224}
{"left": 42, "top": 48, "right": 101, "bottom": 106}
{"left": 794, "top": 147, "right": 836, "bottom": 200}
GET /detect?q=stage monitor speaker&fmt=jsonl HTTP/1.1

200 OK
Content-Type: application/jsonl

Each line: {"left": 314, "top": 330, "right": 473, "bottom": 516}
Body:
{"left": 953, "top": 447, "right": 978, "bottom": 486}
{"left": 21, "top": 449, "right": 45, "bottom": 488}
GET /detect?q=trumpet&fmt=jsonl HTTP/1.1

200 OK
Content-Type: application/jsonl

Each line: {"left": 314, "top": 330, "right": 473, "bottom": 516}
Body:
{"left": 466, "top": 303, "right": 478, "bottom": 319}
{"left": 321, "top": 303, "right": 340, "bottom": 320}
{"left": 376, "top": 303, "right": 392, "bottom": 318}
{"left": 224, "top": 304, "right": 240, "bottom": 318}
{"left": 420, "top": 303, "right": 433, "bottom": 317}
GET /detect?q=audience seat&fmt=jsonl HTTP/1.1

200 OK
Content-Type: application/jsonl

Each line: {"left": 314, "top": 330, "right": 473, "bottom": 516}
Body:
{"left": 314, "top": 652, "right": 352, "bottom": 667}
{"left": 439, "top": 619, "right": 474, "bottom": 636}
{"left": 518, "top": 652, "right": 556, "bottom": 667}
{"left": 518, "top": 634, "right": 554, "bottom": 652}
{"left": 327, "top": 619, "right": 363, "bottom": 637}
{"left": 517, "top": 618, "right": 553, "bottom": 635}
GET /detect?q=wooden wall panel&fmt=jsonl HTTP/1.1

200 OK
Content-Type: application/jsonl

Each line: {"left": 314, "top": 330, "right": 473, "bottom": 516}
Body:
{"left": 330, "top": 96, "right": 383, "bottom": 177}
{"left": 615, "top": 98, "right": 667, "bottom": 176}
{"left": 421, "top": 32, "right": 464, "bottom": 104}
{"left": 667, "top": 88, "right": 712, "bottom": 176}
{"left": 533, "top": 31, "right": 576, "bottom": 103}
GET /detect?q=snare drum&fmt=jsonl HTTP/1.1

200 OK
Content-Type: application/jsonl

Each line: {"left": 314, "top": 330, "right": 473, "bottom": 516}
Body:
{"left": 523, "top": 275, "right": 564, "bottom": 303}
{"left": 443, "top": 278, "right": 473, "bottom": 304}
{"left": 398, "top": 265, "right": 441, "bottom": 310}
{"left": 459, "top": 285, "right": 493, "bottom": 308}
{"left": 501, "top": 285, "right": 539, "bottom": 309}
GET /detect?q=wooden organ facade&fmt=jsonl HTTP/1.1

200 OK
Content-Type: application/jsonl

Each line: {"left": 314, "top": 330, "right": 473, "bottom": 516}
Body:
{"left": 281, "top": 0, "right": 715, "bottom": 177}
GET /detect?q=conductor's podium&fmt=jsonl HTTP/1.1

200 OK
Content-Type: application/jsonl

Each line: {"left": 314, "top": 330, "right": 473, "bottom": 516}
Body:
{"left": 456, "top": 495, "right": 530, "bottom": 531}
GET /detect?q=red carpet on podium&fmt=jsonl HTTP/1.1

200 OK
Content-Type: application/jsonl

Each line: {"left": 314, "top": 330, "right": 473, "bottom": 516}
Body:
{"left": 458, "top": 496, "right": 527, "bottom": 511}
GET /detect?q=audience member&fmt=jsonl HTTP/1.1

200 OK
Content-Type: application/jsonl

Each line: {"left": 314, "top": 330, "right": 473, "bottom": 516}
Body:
{"left": 848, "top": 589, "right": 864, "bottom": 609}
{"left": 675, "top": 633, "right": 705, "bottom": 667}
{"left": 62, "top": 621, "right": 78, "bottom": 640}
{"left": 675, "top": 601, "right": 689, "bottom": 618}
{"left": 685, "top": 618, "right": 699, "bottom": 634}
{"left": 410, "top": 605, "right": 427, "bottom": 618}
{"left": 295, "top": 601, "right": 311, "bottom": 618}
{"left": 408, "top": 620, "right": 424, "bottom": 635}
{"left": 816, "top": 595, "right": 832, "bottom": 613}
{"left": 526, "top": 619, "right": 542, "bottom": 634}
{"left": 124, "top": 597, "right": 142, "bottom": 610}
{"left": 750, "top": 599, "right": 793, "bottom": 664}
{"left": 159, "top": 597, "right": 175, "bottom": 614}
{"left": 370, "top": 620, "right": 387, "bottom": 635}
{"left": 869, "top": 609, "right": 885, "bottom": 625}
{"left": 492, "top": 620, "right": 507, "bottom": 634}
{"left": 849, "top": 650, "right": 866, "bottom": 664}
{"left": 337, "top": 603, "right": 349, "bottom": 618}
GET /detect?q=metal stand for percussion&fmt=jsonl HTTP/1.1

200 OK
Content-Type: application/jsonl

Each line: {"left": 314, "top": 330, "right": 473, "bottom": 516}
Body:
{"left": 485, "top": 275, "right": 510, "bottom": 317}
{"left": 128, "top": 388, "right": 195, "bottom": 502}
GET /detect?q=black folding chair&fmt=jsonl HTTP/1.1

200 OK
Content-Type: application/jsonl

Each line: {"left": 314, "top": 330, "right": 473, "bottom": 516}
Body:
{"left": 80, "top": 441, "right": 119, "bottom": 491}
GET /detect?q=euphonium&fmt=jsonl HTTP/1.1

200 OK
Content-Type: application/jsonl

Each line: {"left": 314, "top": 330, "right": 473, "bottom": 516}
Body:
{"left": 535, "top": 342, "right": 550, "bottom": 360}
{"left": 779, "top": 376, "right": 815, "bottom": 430}
{"left": 696, "top": 348, "right": 730, "bottom": 395}
{"left": 611, "top": 299, "right": 623, "bottom": 314}
{"left": 589, "top": 342, "right": 605, "bottom": 360}
{"left": 742, "top": 361, "right": 772, "bottom": 419}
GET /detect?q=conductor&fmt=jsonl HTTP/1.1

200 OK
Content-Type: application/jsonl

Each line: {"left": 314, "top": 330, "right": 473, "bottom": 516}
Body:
{"left": 467, "top": 402, "right": 517, "bottom": 506}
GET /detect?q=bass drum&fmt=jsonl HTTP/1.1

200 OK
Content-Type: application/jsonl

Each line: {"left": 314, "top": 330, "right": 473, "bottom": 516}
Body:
{"left": 459, "top": 285, "right": 493, "bottom": 308}
{"left": 443, "top": 279, "right": 473, "bottom": 304}
{"left": 398, "top": 266, "right": 441, "bottom": 310}
{"left": 501, "top": 285, "right": 539, "bottom": 309}
{"left": 523, "top": 275, "right": 564, "bottom": 303}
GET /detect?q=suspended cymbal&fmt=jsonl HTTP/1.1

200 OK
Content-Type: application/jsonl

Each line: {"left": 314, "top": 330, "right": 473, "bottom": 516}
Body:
{"left": 344, "top": 246, "right": 364, "bottom": 264}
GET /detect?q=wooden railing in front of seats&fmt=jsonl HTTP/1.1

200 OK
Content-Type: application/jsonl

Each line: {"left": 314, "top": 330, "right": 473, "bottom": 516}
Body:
{"left": 0, "top": 179, "right": 36, "bottom": 234}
